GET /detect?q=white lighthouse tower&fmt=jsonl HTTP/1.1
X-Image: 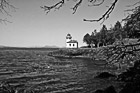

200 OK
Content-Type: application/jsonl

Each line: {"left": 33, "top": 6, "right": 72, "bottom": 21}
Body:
{"left": 66, "top": 33, "right": 72, "bottom": 43}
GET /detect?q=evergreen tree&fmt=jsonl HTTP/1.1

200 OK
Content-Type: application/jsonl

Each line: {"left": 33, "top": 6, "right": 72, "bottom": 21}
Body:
{"left": 123, "top": 6, "right": 140, "bottom": 38}
{"left": 113, "top": 21, "right": 123, "bottom": 40}
{"left": 90, "top": 31, "right": 98, "bottom": 47}
{"left": 83, "top": 33, "right": 91, "bottom": 47}
{"left": 100, "top": 25, "right": 108, "bottom": 46}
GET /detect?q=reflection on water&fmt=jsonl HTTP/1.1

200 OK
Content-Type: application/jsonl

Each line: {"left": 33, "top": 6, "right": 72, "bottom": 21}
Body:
{"left": 0, "top": 50, "right": 118, "bottom": 93}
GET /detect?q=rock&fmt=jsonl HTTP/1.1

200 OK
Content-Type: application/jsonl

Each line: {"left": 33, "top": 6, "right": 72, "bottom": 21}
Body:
{"left": 95, "top": 72, "right": 116, "bottom": 79}
{"left": 117, "top": 60, "right": 140, "bottom": 93}
{"left": 117, "top": 60, "right": 140, "bottom": 82}
{"left": 104, "top": 85, "right": 117, "bottom": 93}
{"left": 94, "top": 85, "right": 117, "bottom": 93}
{"left": 119, "top": 83, "right": 140, "bottom": 93}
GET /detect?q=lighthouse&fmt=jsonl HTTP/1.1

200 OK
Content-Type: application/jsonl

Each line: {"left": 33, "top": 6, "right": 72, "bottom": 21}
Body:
{"left": 66, "top": 33, "right": 78, "bottom": 48}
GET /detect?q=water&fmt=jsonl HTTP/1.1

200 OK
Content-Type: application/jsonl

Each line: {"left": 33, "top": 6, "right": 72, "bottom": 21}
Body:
{"left": 0, "top": 49, "right": 119, "bottom": 93}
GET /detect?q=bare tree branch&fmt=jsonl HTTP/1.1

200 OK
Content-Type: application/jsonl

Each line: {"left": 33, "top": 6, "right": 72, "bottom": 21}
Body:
{"left": 41, "top": 0, "right": 119, "bottom": 23}
{"left": 0, "top": 18, "right": 12, "bottom": 24}
{"left": 126, "top": 1, "right": 140, "bottom": 7}
{"left": 83, "top": 0, "right": 118, "bottom": 22}
{"left": 0, "top": 0, "right": 16, "bottom": 23}
{"left": 88, "top": 0, "right": 104, "bottom": 6}
{"left": 72, "top": 0, "right": 83, "bottom": 14}
{"left": 41, "top": 0, "right": 65, "bottom": 14}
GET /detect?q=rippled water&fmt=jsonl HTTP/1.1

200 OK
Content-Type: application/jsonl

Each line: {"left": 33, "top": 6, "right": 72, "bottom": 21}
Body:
{"left": 0, "top": 49, "right": 119, "bottom": 93}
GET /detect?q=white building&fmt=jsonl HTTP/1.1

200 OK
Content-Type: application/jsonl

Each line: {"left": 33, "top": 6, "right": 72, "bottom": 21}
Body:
{"left": 66, "top": 34, "right": 78, "bottom": 48}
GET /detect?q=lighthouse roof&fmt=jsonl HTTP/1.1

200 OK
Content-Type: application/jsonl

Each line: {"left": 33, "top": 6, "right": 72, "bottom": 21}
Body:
{"left": 67, "top": 33, "right": 71, "bottom": 37}
{"left": 67, "top": 40, "right": 78, "bottom": 43}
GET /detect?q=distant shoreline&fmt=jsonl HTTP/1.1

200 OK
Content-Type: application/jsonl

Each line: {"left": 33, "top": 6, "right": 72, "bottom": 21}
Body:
{"left": 0, "top": 47, "right": 60, "bottom": 51}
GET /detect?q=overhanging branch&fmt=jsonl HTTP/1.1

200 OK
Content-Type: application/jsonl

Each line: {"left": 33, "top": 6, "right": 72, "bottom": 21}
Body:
{"left": 83, "top": 0, "right": 118, "bottom": 22}
{"left": 41, "top": 0, "right": 119, "bottom": 23}
{"left": 41, "top": 0, "right": 65, "bottom": 14}
{"left": 0, "top": 0, "right": 16, "bottom": 23}
{"left": 72, "top": 0, "right": 83, "bottom": 14}
{"left": 0, "top": 0, "right": 16, "bottom": 16}
{"left": 88, "top": 0, "right": 104, "bottom": 6}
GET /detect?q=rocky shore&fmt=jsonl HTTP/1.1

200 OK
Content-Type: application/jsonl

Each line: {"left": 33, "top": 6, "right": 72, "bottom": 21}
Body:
{"left": 1, "top": 60, "right": 140, "bottom": 93}
{"left": 47, "top": 44, "right": 140, "bottom": 93}
{"left": 0, "top": 45, "right": 140, "bottom": 93}
{"left": 48, "top": 43, "right": 140, "bottom": 67}
{"left": 93, "top": 60, "right": 140, "bottom": 93}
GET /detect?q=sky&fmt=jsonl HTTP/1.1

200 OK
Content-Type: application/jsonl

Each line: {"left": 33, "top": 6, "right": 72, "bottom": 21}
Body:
{"left": 0, "top": 0, "right": 139, "bottom": 47}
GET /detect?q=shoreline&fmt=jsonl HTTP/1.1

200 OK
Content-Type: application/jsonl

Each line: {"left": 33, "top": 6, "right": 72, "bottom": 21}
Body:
{"left": 48, "top": 47, "right": 107, "bottom": 61}
{"left": 48, "top": 43, "right": 140, "bottom": 69}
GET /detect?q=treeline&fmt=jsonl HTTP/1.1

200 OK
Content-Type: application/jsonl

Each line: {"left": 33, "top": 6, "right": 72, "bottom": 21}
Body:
{"left": 83, "top": 6, "right": 140, "bottom": 48}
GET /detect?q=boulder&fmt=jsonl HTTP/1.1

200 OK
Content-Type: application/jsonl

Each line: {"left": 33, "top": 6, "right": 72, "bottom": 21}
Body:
{"left": 117, "top": 60, "right": 140, "bottom": 82}
{"left": 117, "top": 60, "right": 140, "bottom": 93}
{"left": 94, "top": 85, "right": 117, "bottom": 93}
{"left": 104, "top": 86, "right": 117, "bottom": 93}
{"left": 95, "top": 72, "right": 116, "bottom": 79}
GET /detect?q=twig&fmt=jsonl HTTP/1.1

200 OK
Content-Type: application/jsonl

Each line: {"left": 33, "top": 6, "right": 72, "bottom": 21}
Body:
{"left": 0, "top": 0, "right": 16, "bottom": 23}
{"left": 41, "top": 0, "right": 65, "bottom": 14}
{"left": 72, "top": 0, "right": 83, "bottom": 14}
{"left": 88, "top": 0, "right": 104, "bottom": 6}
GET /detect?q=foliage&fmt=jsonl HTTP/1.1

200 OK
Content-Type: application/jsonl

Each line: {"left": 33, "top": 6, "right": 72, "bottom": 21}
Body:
{"left": 82, "top": 19, "right": 140, "bottom": 47}
{"left": 106, "top": 30, "right": 115, "bottom": 45}
{"left": 123, "top": 6, "right": 140, "bottom": 38}
{"left": 100, "top": 25, "right": 108, "bottom": 46}
{"left": 83, "top": 23, "right": 123, "bottom": 47}
{"left": 83, "top": 33, "right": 92, "bottom": 47}
{"left": 113, "top": 21, "right": 123, "bottom": 40}
{"left": 90, "top": 31, "right": 98, "bottom": 47}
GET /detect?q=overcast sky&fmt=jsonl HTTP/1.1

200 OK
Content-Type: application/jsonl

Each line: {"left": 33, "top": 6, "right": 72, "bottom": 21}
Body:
{"left": 0, "top": 0, "right": 138, "bottom": 47}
